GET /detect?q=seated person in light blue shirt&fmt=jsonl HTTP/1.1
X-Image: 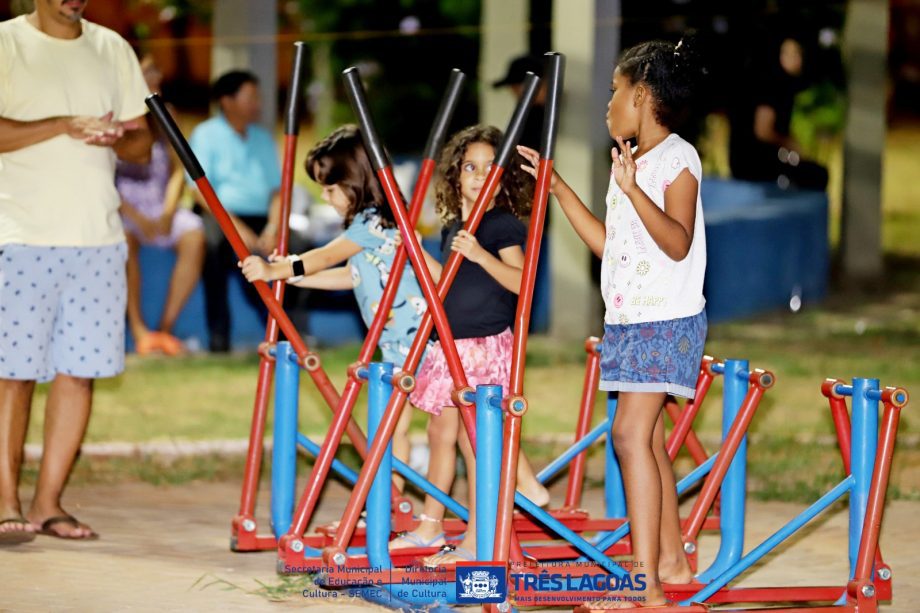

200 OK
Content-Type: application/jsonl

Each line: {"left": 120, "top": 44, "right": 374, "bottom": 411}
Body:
{"left": 189, "top": 70, "right": 281, "bottom": 352}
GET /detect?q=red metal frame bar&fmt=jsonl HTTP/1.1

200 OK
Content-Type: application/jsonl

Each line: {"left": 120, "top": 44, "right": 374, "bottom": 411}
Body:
{"left": 490, "top": 155, "right": 554, "bottom": 578}
{"left": 316, "top": 70, "right": 541, "bottom": 567}
{"left": 664, "top": 357, "right": 717, "bottom": 464}
{"left": 232, "top": 130, "right": 298, "bottom": 550}
{"left": 488, "top": 59, "right": 564, "bottom": 606}
{"left": 237, "top": 61, "right": 466, "bottom": 553}
{"left": 821, "top": 378, "right": 889, "bottom": 582}
{"left": 683, "top": 369, "right": 774, "bottom": 541}
{"left": 144, "top": 95, "right": 379, "bottom": 550}
{"left": 564, "top": 337, "right": 601, "bottom": 509}
{"left": 846, "top": 388, "right": 908, "bottom": 610}
{"left": 316, "top": 157, "right": 510, "bottom": 566}
{"left": 275, "top": 69, "right": 467, "bottom": 557}
{"left": 279, "top": 160, "right": 434, "bottom": 553}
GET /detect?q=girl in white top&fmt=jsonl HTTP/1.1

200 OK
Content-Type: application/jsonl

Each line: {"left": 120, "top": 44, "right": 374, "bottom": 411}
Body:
{"left": 520, "top": 38, "right": 707, "bottom": 608}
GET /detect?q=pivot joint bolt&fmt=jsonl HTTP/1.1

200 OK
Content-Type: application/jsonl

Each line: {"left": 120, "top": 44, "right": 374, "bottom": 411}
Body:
{"left": 683, "top": 542, "right": 697, "bottom": 554}
{"left": 333, "top": 552, "right": 347, "bottom": 566}
{"left": 290, "top": 539, "right": 304, "bottom": 553}
{"left": 861, "top": 585, "right": 876, "bottom": 598}
{"left": 241, "top": 519, "right": 256, "bottom": 532}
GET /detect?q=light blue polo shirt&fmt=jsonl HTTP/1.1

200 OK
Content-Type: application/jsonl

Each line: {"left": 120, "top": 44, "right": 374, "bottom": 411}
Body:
{"left": 188, "top": 114, "right": 281, "bottom": 216}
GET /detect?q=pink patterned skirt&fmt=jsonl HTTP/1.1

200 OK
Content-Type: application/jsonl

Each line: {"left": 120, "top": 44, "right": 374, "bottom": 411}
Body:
{"left": 410, "top": 328, "right": 514, "bottom": 415}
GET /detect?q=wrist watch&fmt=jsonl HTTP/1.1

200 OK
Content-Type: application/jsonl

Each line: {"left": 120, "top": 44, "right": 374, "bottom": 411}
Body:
{"left": 287, "top": 254, "right": 305, "bottom": 283}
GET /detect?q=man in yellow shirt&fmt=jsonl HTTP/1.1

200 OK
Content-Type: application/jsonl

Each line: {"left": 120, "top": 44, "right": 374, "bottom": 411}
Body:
{"left": 0, "top": 0, "right": 151, "bottom": 543}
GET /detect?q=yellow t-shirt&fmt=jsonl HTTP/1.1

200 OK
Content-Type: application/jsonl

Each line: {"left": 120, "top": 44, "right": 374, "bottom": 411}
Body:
{"left": 0, "top": 16, "right": 150, "bottom": 247}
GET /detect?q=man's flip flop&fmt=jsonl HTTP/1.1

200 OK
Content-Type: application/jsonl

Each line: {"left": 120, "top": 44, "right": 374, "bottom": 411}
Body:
{"left": 36, "top": 515, "right": 99, "bottom": 540}
{"left": 0, "top": 517, "right": 36, "bottom": 545}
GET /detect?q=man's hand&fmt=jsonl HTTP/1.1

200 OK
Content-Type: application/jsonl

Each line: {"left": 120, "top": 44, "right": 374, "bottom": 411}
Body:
{"left": 64, "top": 112, "right": 128, "bottom": 146}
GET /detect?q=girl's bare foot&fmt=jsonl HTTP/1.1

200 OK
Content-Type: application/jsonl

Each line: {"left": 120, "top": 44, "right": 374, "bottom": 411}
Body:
{"left": 578, "top": 572, "right": 667, "bottom": 611}
{"left": 518, "top": 482, "right": 551, "bottom": 508}
{"left": 658, "top": 555, "right": 696, "bottom": 585}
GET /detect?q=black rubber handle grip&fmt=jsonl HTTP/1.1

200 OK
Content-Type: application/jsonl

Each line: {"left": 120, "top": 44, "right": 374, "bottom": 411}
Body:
{"left": 342, "top": 67, "right": 388, "bottom": 171}
{"left": 422, "top": 68, "right": 466, "bottom": 161}
{"left": 145, "top": 93, "right": 204, "bottom": 180}
{"left": 284, "top": 42, "right": 308, "bottom": 135}
{"left": 494, "top": 72, "right": 540, "bottom": 169}
{"left": 540, "top": 52, "right": 565, "bottom": 160}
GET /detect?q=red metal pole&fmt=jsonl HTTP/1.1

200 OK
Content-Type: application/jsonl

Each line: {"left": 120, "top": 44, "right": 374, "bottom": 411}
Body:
{"left": 823, "top": 379, "right": 854, "bottom": 472}
{"left": 376, "top": 166, "right": 477, "bottom": 439}
{"left": 491, "top": 157, "right": 554, "bottom": 572}
{"left": 321, "top": 68, "right": 540, "bottom": 565}
{"left": 321, "top": 163, "right": 508, "bottom": 562}
{"left": 848, "top": 388, "right": 908, "bottom": 607}
{"left": 683, "top": 370, "right": 774, "bottom": 540}
{"left": 823, "top": 379, "right": 893, "bottom": 587}
{"left": 664, "top": 398, "right": 710, "bottom": 465}
{"left": 233, "top": 132, "right": 297, "bottom": 544}
{"left": 281, "top": 71, "right": 467, "bottom": 545}
{"left": 564, "top": 337, "right": 601, "bottom": 509}
{"left": 490, "top": 57, "right": 563, "bottom": 605}
{"left": 665, "top": 357, "right": 716, "bottom": 462}
{"left": 194, "top": 179, "right": 345, "bottom": 406}
{"left": 145, "top": 94, "right": 367, "bottom": 445}
{"left": 281, "top": 161, "right": 435, "bottom": 544}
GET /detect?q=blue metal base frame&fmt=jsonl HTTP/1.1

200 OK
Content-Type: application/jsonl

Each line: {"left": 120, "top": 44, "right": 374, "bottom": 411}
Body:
{"left": 275, "top": 351, "right": 890, "bottom": 611}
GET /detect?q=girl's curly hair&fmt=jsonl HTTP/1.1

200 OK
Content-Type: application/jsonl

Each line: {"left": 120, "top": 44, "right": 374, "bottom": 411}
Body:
{"left": 616, "top": 36, "right": 706, "bottom": 131}
{"left": 305, "top": 124, "right": 393, "bottom": 228}
{"left": 435, "top": 125, "right": 533, "bottom": 225}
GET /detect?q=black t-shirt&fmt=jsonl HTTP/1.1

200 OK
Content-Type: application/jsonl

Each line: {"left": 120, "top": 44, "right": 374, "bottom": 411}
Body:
{"left": 438, "top": 207, "right": 527, "bottom": 340}
{"left": 729, "top": 69, "right": 805, "bottom": 176}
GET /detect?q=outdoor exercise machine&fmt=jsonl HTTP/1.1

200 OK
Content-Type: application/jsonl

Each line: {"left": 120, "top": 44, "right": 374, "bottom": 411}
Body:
{"left": 146, "top": 43, "right": 910, "bottom": 611}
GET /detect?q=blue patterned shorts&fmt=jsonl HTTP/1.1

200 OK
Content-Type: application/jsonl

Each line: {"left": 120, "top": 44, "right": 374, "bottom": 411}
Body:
{"left": 599, "top": 310, "right": 707, "bottom": 399}
{"left": 0, "top": 243, "right": 128, "bottom": 382}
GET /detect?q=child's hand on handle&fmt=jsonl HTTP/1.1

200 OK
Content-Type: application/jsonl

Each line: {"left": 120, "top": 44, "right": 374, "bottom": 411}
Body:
{"left": 393, "top": 229, "right": 423, "bottom": 247}
{"left": 516, "top": 145, "right": 561, "bottom": 194}
{"left": 451, "top": 229, "right": 486, "bottom": 264}
{"left": 266, "top": 249, "right": 285, "bottom": 263}
{"left": 611, "top": 136, "right": 638, "bottom": 196}
{"left": 239, "top": 255, "right": 272, "bottom": 283}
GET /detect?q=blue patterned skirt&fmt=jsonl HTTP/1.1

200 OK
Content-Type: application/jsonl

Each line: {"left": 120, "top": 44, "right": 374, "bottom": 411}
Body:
{"left": 599, "top": 310, "right": 707, "bottom": 399}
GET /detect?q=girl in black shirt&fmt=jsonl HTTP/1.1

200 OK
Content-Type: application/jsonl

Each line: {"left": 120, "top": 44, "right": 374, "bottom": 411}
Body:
{"left": 388, "top": 125, "right": 549, "bottom": 565}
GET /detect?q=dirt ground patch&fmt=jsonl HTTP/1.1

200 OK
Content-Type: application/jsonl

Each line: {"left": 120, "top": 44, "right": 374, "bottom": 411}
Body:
{"left": 2, "top": 477, "right": 917, "bottom": 612}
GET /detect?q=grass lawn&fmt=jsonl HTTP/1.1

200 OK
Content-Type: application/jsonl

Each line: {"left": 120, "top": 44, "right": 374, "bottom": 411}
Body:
{"left": 24, "top": 253, "right": 920, "bottom": 446}
{"left": 20, "top": 260, "right": 919, "bottom": 501}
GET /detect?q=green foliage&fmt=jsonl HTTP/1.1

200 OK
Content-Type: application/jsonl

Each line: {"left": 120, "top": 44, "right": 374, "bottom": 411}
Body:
{"left": 296, "top": 0, "right": 482, "bottom": 153}
{"left": 791, "top": 80, "right": 846, "bottom": 156}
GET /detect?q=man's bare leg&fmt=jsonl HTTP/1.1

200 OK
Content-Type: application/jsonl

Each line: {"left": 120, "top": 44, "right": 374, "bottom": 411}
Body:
{"left": 26, "top": 374, "right": 95, "bottom": 538}
{"left": 0, "top": 379, "right": 36, "bottom": 536}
